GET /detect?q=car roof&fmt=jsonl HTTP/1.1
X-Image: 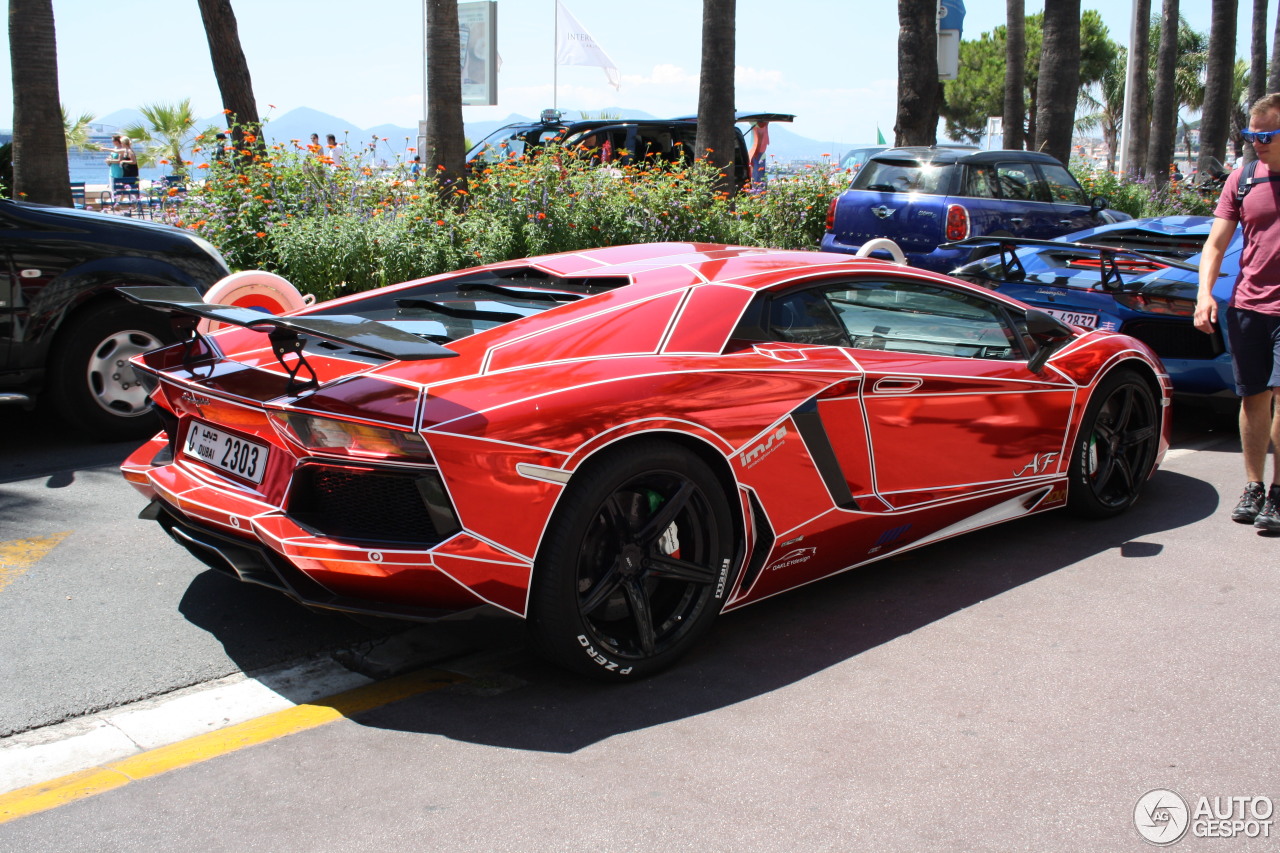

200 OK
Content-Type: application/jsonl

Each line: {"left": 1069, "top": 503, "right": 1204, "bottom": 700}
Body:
{"left": 870, "top": 147, "right": 1064, "bottom": 166}
{"left": 460, "top": 242, "right": 997, "bottom": 299}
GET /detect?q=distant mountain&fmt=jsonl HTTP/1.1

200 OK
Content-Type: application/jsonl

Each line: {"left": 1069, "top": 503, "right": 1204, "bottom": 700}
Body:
{"left": 77, "top": 106, "right": 856, "bottom": 163}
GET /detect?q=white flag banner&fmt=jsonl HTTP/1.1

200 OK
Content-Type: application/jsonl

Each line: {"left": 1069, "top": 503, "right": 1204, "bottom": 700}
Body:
{"left": 556, "top": 0, "right": 620, "bottom": 90}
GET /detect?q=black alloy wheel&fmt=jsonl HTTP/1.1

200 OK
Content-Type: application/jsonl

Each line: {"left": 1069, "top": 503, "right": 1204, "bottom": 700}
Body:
{"left": 529, "top": 441, "right": 736, "bottom": 680}
{"left": 1067, "top": 369, "right": 1160, "bottom": 518}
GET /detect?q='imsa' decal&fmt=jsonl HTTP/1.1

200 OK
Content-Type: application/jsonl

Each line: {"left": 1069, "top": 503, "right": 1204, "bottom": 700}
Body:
{"left": 739, "top": 426, "right": 787, "bottom": 469}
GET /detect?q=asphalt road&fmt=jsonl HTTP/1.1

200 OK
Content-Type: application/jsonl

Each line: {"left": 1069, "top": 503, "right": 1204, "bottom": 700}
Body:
{"left": 1, "top": 401, "right": 1276, "bottom": 851}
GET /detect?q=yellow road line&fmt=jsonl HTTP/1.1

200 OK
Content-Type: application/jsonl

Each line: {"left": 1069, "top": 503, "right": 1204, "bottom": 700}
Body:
{"left": 0, "top": 532, "right": 71, "bottom": 593}
{"left": 0, "top": 666, "right": 465, "bottom": 825}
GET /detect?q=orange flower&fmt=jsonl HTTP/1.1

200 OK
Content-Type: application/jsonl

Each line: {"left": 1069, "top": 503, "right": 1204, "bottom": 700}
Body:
{"left": 255, "top": 231, "right": 266, "bottom": 238}
{"left": 197, "top": 163, "right": 210, "bottom": 169}
{"left": 436, "top": 219, "right": 445, "bottom": 226}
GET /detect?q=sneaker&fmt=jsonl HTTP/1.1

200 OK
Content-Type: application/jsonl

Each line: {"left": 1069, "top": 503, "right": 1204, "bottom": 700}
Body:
{"left": 1232, "top": 481, "right": 1266, "bottom": 524}
{"left": 1255, "top": 485, "right": 1280, "bottom": 533}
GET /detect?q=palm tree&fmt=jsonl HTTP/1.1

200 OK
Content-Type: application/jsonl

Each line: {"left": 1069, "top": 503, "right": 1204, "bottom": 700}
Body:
{"left": 10, "top": 0, "right": 70, "bottom": 205}
{"left": 423, "top": 0, "right": 466, "bottom": 189}
{"left": 1269, "top": 0, "right": 1280, "bottom": 91}
{"left": 196, "top": 0, "right": 262, "bottom": 154}
{"left": 1035, "top": 0, "right": 1082, "bottom": 164}
{"left": 123, "top": 100, "right": 197, "bottom": 177}
{"left": 1123, "top": 0, "right": 1151, "bottom": 176}
{"left": 1197, "top": 0, "right": 1239, "bottom": 176}
{"left": 1078, "top": 47, "right": 1127, "bottom": 170}
{"left": 1228, "top": 59, "right": 1251, "bottom": 162}
{"left": 1244, "top": 0, "right": 1269, "bottom": 165}
{"left": 62, "top": 107, "right": 99, "bottom": 152}
{"left": 695, "top": 0, "right": 737, "bottom": 194}
{"left": 1146, "top": 0, "right": 1182, "bottom": 186}
{"left": 896, "top": 0, "right": 938, "bottom": 146}
{"left": 1003, "top": 0, "right": 1025, "bottom": 149}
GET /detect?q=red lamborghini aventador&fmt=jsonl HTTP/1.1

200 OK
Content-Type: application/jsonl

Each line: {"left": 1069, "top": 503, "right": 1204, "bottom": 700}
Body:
{"left": 120, "top": 243, "right": 1171, "bottom": 679}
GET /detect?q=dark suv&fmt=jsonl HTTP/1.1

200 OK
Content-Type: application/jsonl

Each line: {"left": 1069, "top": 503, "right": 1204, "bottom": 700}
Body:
{"left": 467, "top": 110, "right": 793, "bottom": 186}
{"left": 0, "top": 199, "right": 230, "bottom": 439}
{"left": 820, "top": 147, "right": 1129, "bottom": 272}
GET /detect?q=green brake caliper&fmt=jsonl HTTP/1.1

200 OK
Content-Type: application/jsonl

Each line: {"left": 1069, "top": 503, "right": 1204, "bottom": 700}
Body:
{"left": 643, "top": 488, "right": 680, "bottom": 555}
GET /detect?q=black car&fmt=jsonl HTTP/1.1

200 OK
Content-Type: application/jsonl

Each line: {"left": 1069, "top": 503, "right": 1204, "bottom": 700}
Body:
{"left": 467, "top": 110, "right": 793, "bottom": 186}
{"left": 0, "top": 198, "right": 230, "bottom": 439}
{"left": 820, "top": 147, "right": 1129, "bottom": 272}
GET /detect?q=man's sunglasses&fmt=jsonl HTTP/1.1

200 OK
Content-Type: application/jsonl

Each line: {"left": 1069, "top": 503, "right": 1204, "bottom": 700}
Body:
{"left": 1242, "top": 130, "right": 1278, "bottom": 144}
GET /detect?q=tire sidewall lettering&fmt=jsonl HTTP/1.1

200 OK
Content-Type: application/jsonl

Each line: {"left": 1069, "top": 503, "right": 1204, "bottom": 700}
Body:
{"left": 576, "top": 633, "right": 634, "bottom": 675}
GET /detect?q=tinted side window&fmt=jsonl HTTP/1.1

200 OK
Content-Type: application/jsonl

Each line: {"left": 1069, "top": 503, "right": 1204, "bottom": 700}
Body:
{"left": 825, "top": 280, "right": 1018, "bottom": 360}
{"left": 852, "top": 160, "right": 953, "bottom": 195}
{"left": 963, "top": 165, "right": 1000, "bottom": 198}
{"left": 767, "top": 291, "right": 852, "bottom": 346}
{"left": 994, "top": 162, "right": 1041, "bottom": 201}
{"left": 1038, "top": 162, "right": 1088, "bottom": 204}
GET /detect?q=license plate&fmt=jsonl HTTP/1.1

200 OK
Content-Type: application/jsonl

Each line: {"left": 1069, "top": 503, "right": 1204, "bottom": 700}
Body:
{"left": 1042, "top": 308, "right": 1099, "bottom": 329}
{"left": 183, "top": 421, "right": 269, "bottom": 485}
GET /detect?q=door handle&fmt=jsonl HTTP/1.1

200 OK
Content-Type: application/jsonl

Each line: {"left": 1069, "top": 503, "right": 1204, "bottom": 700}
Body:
{"left": 1008, "top": 217, "right": 1023, "bottom": 225}
{"left": 872, "top": 377, "right": 923, "bottom": 393}
{"left": 1059, "top": 219, "right": 1073, "bottom": 225}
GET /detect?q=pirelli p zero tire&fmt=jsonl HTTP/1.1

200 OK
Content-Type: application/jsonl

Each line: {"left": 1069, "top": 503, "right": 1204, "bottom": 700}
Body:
{"left": 529, "top": 440, "right": 736, "bottom": 680}
{"left": 48, "top": 300, "right": 172, "bottom": 441}
{"left": 1067, "top": 369, "right": 1160, "bottom": 519}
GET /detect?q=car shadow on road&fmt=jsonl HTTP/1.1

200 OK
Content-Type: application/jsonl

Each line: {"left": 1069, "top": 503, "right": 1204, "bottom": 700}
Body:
{"left": 333, "top": 467, "right": 1217, "bottom": 753}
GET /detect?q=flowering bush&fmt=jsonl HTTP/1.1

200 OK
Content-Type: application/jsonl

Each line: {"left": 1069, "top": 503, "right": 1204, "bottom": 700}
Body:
{"left": 1073, "top": 162, "right": 1217, "bottom": 218}
{"left": 168, "top": 122, "right": 1203, "bottom": 301}
{"left": 166, "top": 120, "right": 847, "bottom": 298}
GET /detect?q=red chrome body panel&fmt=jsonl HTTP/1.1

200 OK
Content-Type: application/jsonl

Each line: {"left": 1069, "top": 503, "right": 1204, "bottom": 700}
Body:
{"left": 122, "top": 243, "right": 1172, "bottom": 622}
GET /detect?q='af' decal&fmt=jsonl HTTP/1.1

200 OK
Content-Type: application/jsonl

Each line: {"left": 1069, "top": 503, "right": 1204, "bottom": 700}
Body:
{"left": 1014, "top": 451, "right": 1059, "bottom": 477}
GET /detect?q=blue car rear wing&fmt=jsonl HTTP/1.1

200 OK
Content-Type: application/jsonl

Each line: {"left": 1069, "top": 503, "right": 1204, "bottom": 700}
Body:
{"left": 941, "top": 236, "right": 1205, "bottom": 291}
{"left": 120, "top": 285, "right": 458, "bottom": 395}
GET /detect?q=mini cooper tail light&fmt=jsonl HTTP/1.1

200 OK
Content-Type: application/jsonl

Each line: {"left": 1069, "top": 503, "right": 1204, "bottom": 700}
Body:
{"left": 945, "top": 204, "right": 970, "bottom": 241}
{"left": 824, "top": 197, "right": 838, "bottom": 232}
{"left": 270, "top": 412, "right": 435, "bottom": 462}
{"left": 1113, "top": 292, "right": 1195, "bottom": 317}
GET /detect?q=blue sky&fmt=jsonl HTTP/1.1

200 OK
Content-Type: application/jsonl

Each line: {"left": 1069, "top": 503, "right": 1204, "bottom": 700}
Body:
{"left": 0, "top": 1, "right": 1236, "bottom": 145}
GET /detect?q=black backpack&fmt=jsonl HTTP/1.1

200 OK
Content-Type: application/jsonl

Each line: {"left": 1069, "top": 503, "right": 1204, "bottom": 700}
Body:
{"left": 1235, "top": 158, "right": 1280, "bottom": 207}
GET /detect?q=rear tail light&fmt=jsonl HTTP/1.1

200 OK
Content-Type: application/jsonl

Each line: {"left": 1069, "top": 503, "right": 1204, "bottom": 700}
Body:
{"left": 1113, "top": 292, "right": 1195, "bottom": 317}
{"left": 269, "top": 412, "right": 435, "bottom": 462}
{"left": 825, "top": 197, "right": 838, "bottom": 232}
{"left": 945, "top": 204, "right": 970, "bottom": 241}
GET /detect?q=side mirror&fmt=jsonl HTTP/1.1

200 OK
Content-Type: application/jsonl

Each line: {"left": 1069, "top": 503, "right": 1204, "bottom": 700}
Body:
{"left": 1090, "top": 196, "right": 1109, "bottom": 213}
{"left": 1025, "top": 309, "right": 1076, "bottom": 374}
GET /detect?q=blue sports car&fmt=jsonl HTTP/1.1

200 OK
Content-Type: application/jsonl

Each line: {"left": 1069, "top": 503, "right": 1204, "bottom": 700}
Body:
{"left": 946, "top": 216, "right": 1239, "bottom": 403}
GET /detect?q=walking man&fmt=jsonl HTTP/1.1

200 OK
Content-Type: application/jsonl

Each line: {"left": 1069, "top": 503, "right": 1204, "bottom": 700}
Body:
{"left": 1196, "top": 93, "right": 1280, "bottom": 531}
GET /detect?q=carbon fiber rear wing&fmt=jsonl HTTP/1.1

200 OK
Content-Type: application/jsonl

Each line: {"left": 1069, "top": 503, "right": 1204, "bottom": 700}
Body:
{"left": 940, "top": 236, "right": 1203, "bottom": 291}
{"left": 120, "top": 285, "right": 457, "bottom": 394}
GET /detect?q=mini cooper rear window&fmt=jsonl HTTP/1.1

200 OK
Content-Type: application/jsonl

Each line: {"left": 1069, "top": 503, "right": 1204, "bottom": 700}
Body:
{"left": 852, "top": 160, "right": 953, "bottom": 195}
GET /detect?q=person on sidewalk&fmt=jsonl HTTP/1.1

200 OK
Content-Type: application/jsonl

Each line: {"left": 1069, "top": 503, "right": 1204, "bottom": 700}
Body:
{"left": 1196, "top": 93, "right": 1280, "bottom": 532}
{"left": 105, "top": 134, "right": 124, "bottom": 180}
{"left": 748, "top": 120, "right": 770, "bottom": 192}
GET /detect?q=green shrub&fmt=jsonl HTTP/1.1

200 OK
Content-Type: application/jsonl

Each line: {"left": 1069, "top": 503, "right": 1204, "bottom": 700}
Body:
{"left": 167, "top": 124, "right": 1206, "bottom": 300}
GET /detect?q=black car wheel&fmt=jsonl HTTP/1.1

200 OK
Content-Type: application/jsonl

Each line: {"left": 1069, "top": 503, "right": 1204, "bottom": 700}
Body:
{"left": 48, "top": 300, "right": 172, "bottom": 441}
{"left": 1067, "top": 369, "right": 1160, "bottom": 518}
{"left": 529, "top": 441, "right": 736, "bottom": 680}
